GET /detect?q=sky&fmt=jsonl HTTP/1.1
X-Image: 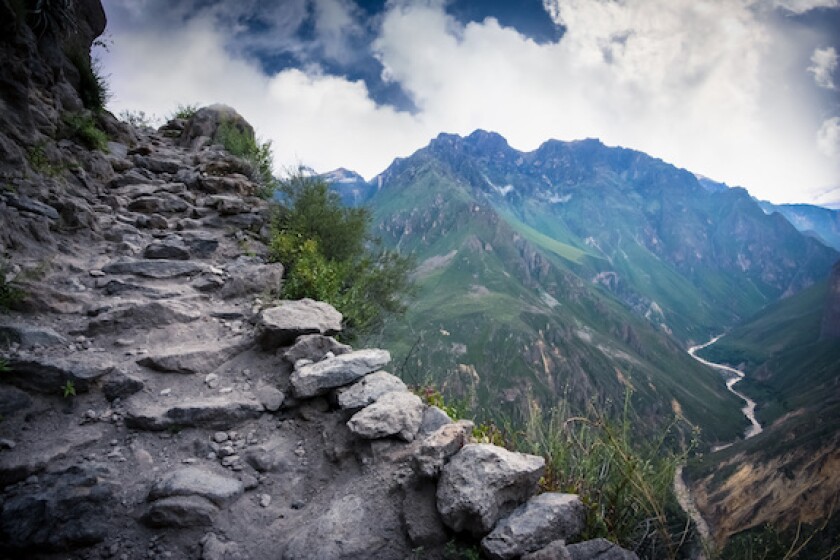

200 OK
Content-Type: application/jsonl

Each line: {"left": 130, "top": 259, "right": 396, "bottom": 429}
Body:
{"left": 100, "top": 0, "right": 840, "bottom": 206}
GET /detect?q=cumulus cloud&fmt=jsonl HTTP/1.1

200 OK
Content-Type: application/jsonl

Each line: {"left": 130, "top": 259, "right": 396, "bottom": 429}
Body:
{"left": 808, "top": 47, "right": 838, "bottom": 89}
{"left": 817, "top": 117, "right": 840, "bottom": 157}
{"left": 102, "top": 0, "right": 840, "bottom": 205}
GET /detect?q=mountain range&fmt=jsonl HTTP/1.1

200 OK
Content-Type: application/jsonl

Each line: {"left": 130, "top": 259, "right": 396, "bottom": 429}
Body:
{"left": 325, "top": 130, "right": 838, "bottom": 447}
{"left": 325, "top": 131, "right": 840, "bottom": 547}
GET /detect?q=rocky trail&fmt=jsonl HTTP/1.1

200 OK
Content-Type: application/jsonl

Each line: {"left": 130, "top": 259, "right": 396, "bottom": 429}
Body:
{"left": 0, "top": 3, "right": 642, "bottom": 557}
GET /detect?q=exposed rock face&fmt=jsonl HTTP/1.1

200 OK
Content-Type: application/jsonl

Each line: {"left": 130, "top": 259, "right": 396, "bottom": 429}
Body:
{"left": 436, "top": 444, "right": 545, "bottom": 536}
{"left": 820, "top": 260, "right": 840, "bottom": 339}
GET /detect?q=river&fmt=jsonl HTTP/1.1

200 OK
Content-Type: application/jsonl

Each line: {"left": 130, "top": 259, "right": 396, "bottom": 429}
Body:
{"left": 687, "top": 335, "right": 762, "bottom": 440}
{"left": 674, "top": 334, "right": 763, "bottom": 557}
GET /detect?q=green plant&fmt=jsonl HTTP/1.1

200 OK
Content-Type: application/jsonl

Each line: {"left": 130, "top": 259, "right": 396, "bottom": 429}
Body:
{"left": 214, "top": 119, "right": 277, "bottom": 198}
{"left": 66, "top": 48, "right": 109, "bottom": 113}
{"left": 26, "top": 144, "right": 64, "bottom": 176}
{"left": 62, "top": 380, "right": 76, "bottom": 398}
{"left": 0, "top": 358, "right": 9, "bottom": 373}
{"left": 63, "top": 113, "right": 108, "bottom": 151}
{"left": 507, "top": 389, "right": 697, "bottom": 560}
{"left": 170, "top": 103, "right": 199, "bottom": 120}
{"left": 267, "top": 171, "right": 413, "bottom": 341}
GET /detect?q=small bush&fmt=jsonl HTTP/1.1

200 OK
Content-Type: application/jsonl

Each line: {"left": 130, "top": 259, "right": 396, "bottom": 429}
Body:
{"left": 67, "top": 49, "right": 109, "bottom": 113}
{"left": 64, "top": 113, "right": 108, "bottom": 151}
{"left": 170, "top": 103, "right": 199, "bottom": 120}
{"left": 215, "top": 120, "right": 277, "bottom": 198}
{"left": 267, "top": 172, "right": 413, "bottom": 341}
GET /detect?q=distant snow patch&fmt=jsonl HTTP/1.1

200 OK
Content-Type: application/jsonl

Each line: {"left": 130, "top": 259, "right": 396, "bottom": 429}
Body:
{"left": 541, "top": 291, "right": 560, "bottom": 308}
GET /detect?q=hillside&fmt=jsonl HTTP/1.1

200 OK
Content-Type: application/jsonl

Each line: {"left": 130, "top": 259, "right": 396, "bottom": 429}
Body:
{"left": 758, "top": 201, "right": 840, "bottom": 251}
{"left": 687, "top": 260, "right": 840, "bottom": 547}
{"left": 355, "top": 130, "right": 837, "bottom": 447}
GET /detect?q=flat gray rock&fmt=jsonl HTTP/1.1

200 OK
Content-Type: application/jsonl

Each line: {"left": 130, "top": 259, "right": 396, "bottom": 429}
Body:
{"left": 148, "top": 467, "right": 244, "bottom": 506}
{"left": 141, "top": 495, "right": 218, "bottom": 528}
{"left": 218, "top": 257, "right": 283, "bottom": 299}
{"left": 137, "top": 337, "right": 250, "bottom": 374}
{"left": 125, "top": 396, "right": 263, "bottom": 431}
{"left": 481, "top": 493, "right": 586, "bottom": 560}
{"left": 4, "top": 356, "right": 113, "bottom": 394}
{"left": 436, "top": 444, "right": 545, "bottom": 537}
{"left": 87, "top": 300, "right": 201, "bottom": 334}
{"left": 567, "top": 538, "right": 640, "bottom": 560}
{"left": 0, "top": 323, "right": 66, "bottom": 348}
{"left": 290, "top": 348, "right": 390, "bottom": 398}
{"left": 347, "top": 390, "right": 424, "bottom": 442}
{"left": 336, "top": 370, "right": 407, "bottom": 409}
{"left": 143, "top": 239, "right": 190, "bottom": 260}
{"left": 258, "top": 299, "right": 343, "bottom": 349}
{"left": 102, "top": 258, "right": 210, "bottom": 278}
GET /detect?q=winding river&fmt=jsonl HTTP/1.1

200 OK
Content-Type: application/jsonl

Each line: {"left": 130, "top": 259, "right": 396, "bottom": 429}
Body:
{"left": 674, "top": 335, "right": 763, "bottom": 555}
{"left": 687, "top": 335, "right": 762, "bottom": 440}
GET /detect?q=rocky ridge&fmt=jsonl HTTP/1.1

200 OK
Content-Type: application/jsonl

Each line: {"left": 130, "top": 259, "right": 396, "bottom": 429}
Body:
{"left": 0, "top": 1, "right": 640, "bottom": 558}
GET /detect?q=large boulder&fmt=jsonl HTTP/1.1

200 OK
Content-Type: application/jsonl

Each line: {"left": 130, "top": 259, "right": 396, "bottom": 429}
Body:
{"left": 179, "top": 104, "right": 255, "bottom": 151}
{"left": 258, "top": 299, "right": 343, "bottom": 350}
{"left": 481, "top": 493, "right": 586, "bottom": 560}
{"left": 290, "top": 348, "right": 390, "bottom": 398}
{"left": 346, "top": 390, "right": 425, "bottom": 442}
{"left": 436, "top": 444, "right": 545, "bottom": 537}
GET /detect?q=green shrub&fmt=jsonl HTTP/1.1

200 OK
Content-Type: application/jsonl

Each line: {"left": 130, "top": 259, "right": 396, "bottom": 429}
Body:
{"left": 507, "top": 390, "right": 697, "bottom": 560}
{"left": 64, "top": 113, "right": 108, "bottom": 151}
{"left": 267, "top": 172, "right": 413, "bottom": 341}
{"left": 67, "top": 48, "right": 109, "bottom": 113}
{"left": 215, "top": 120, "right": 277, "bottom": 198}
{"left": 171, "top": 103, "right": 199, "bottom": 120}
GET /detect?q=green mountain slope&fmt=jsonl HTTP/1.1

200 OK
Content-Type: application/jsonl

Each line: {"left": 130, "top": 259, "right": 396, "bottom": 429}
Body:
{"left": 367, "top": 147, "right": 749, "bottom": 444}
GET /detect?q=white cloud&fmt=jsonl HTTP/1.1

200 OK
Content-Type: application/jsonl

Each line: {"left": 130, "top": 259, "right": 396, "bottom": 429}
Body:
{"left": 767, "top": 0, "right": 839, "bottom": 12}
{"left": 808, "top": 47, "right": 838, "bottom": 89}
{"left": 102, "top": 0, "right": 840, "bottom": 205}
{"left": 817, "top": 117, "right": 840, "bottom": 157}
